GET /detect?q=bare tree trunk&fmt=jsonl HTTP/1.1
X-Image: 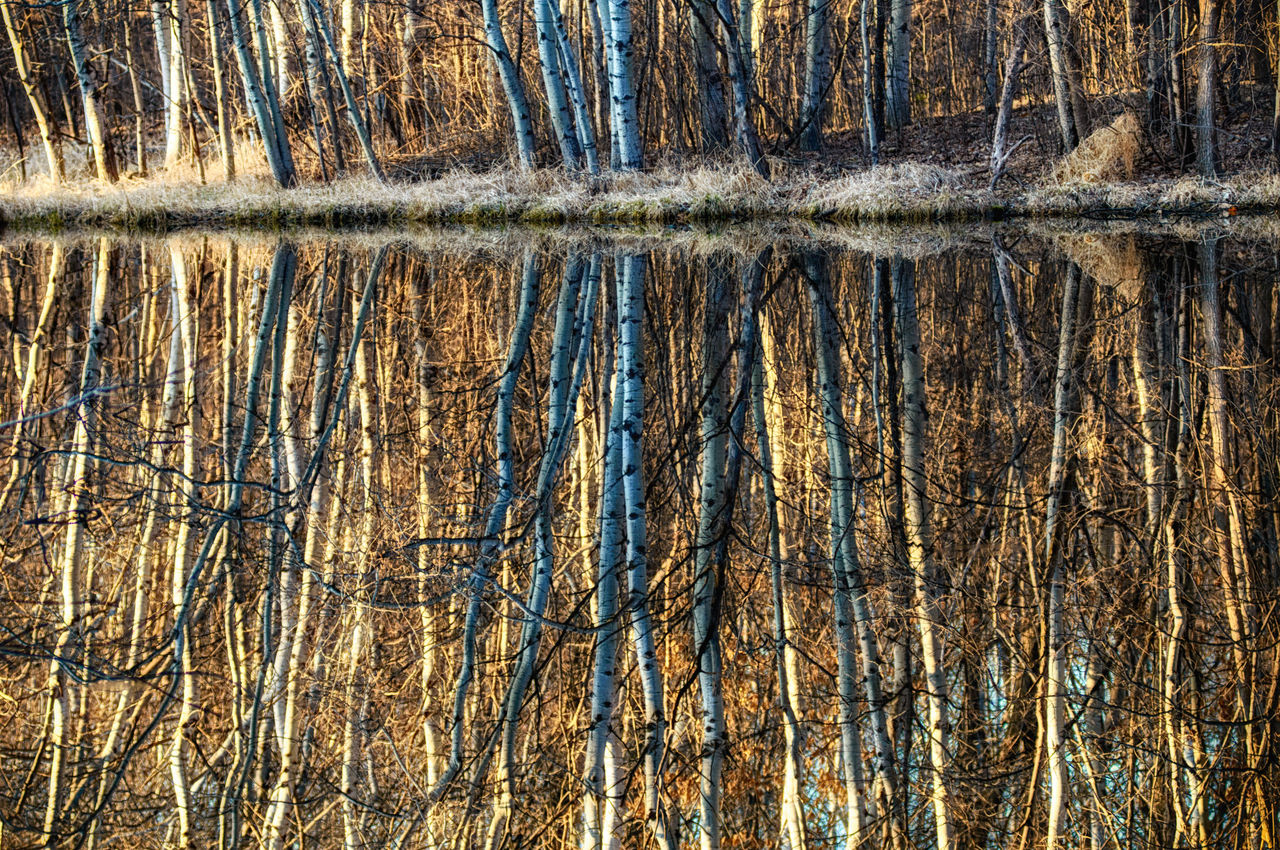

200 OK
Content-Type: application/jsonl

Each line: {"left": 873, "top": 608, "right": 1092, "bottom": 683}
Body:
{"left": 488, "top": 257, "right": 597, "bottom": 848}
{"left": 690, "top": 0, "right": 730, "bottom": 149}
{"left": 1, "top": 0, "right": 64, "bottom": 180}
{"left": 802, "top": 0, "right": 830, "bottom": 150}
{"left": 604, "top": 0, "right": 644, "bottom": 169}
{"left": 1043, "top": 262, "right": 1088, "bottom": 850}
{"left": 808, "top": 253, "right": 901, "bottom": 847}
{"left": 1196, "top": 0, "right": 1220, "bottom": 176}
{"left": 226, "top": 0, "right": 296, "bottom": 186}
{"left": 535, "top": 0, "right": 585, "bottom": 168}
{"left": 63, "top": 0, "right": 116, "bottom": 180}
{"left": 754, "top": 317, "right": 807, "bottom": 850}
{"left": 1044, "top": 0, "right": 1079, "bottom": 150}
{"left": 989, "top": 7, "right": 1030, "bottom": 189}
{"left": 887, "top": 0, "right": 911, "bottom": 128}
{"left": 861, "top": 0, "right": 881, "bottom": 163}
{"left": 482, "top": 0, "right": 537, "bottom": 168}
{"left": 168, "top": 246, "right": 200, "bottom": 849}
{"left": 207, "top": 0, "right": 235, "bottom": 178}
{"left": 691, "top": 258, "right": 734, "bottom": 850}
{"left": 715, "top": 0, "right": 768, "bottom": 175}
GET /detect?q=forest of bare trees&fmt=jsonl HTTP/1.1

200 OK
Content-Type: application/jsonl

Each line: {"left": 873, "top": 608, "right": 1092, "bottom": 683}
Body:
{"left": 2, "top": 0, "right": 1280, "bottom": 187}
{"left": 0, "top": 228, "right": 1276, "bottom": 849}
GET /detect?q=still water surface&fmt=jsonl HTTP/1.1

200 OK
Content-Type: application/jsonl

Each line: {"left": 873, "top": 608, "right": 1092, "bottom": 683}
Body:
{"left": 1, "top": 224, "right": 1275, "bottom": 849}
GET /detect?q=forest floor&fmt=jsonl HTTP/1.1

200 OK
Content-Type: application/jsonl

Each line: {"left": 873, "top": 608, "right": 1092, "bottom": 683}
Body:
{"left": 3, "top": 91, "right": 1278, "bottom": 231}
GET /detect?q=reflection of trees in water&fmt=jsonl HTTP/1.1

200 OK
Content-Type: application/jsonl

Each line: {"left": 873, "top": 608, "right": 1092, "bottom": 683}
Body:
{"left": 0, "top": 230, "right": 1275, "bottom": 850}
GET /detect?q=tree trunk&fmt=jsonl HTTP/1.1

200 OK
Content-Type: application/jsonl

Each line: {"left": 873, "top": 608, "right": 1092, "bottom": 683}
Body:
{"left": 63, "top": 0, "right": 116, "bottom": 180}
{"left": 604, "top": 0, "right": 643, "bottom": 169}
{"left": 226, "top": 0, "right": 296, "bottom": 186}
{"left": 802, "top": 0, "right": 830, "bottom": 150}
{"left": 1045, "top": 0, "right": 1079, "bottom": 150}
{"left": 616, "top": 252, "right": 678, "bottom": 850}
{"left": 1, "top": 0, "right": 64, "bottom": 180}
{"left": 690, "top": 0, "right": 731, "bottom": 150}
{"left": 887, "top": 0, "right": 911, "bottom": 128}
{"left": 1196, "top": 0, "right": 1220, "bottom": 175}
{"left": 482, "top": 0, "right": 537, "bottom": 168}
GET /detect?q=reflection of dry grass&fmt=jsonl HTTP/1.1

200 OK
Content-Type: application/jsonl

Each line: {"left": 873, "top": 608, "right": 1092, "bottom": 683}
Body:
{"left": 1053, "top": 232, "right": 1145, "bottom": 300}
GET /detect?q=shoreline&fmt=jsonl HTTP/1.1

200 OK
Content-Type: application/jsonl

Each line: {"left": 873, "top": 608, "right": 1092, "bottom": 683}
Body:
{"left": 2, "top": 164, "right": 1275, "bottom": 232}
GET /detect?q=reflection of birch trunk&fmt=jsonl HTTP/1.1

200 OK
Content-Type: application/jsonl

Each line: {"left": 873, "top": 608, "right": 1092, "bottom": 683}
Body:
{"left": 1044, "top": 262, "right": 1089, "bottom": 850}
{"left": 806, "top": 252, "right": 899, "bottom": 847}
{"left": 343, "top": 249, "right": 382, "bottom": 850}
{"left": 617, "top": 252, "right": 677, "bottom": 850}
{"left": 169, "top": 245, "right": 201, "bottom": 849}
{"left": 692, "top": 257, "right": 734, "bottom": 850}
{"left": 488, "top": 256, "right": 598, "bottom": 847}
{"left": 45, "top": 239, "right": 109, "bottom": 846}
{"left": 583, "top": 256, "right": 624, "bottom": 850}
{"left": 412, "top": 265, "right": 444, "bottom": 798}
{"left": 0, "top": 244, "right": 61, "bottom": 514}
{"left": 430, "top": 254, "right": 541, "bottom": 807}
{"left": 1197, "top": 238, "right": 1259, "bottom": 808}
{"left": 893, "top": 256, "right": 954, "bottom": 850}
{"left": 754, "top": 313, "right": 807, "bottom": 850}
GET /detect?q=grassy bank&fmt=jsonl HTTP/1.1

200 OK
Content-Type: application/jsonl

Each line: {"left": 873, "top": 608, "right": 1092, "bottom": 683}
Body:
{"left": 3, "top": 161, "right": 1279, "bottom": 232}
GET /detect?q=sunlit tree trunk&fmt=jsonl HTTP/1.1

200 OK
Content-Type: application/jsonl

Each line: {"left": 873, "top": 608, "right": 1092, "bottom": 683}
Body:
{"left": 1195, "top": 0, "right": 1221, "bottom": 175}
{"left": 63, "top": 0, "right": 116, "bottom": 180}
{"left": 302, "top": 0, "right": 384, "bottom": 180}
{"left": 168, "top": 246, "right": 201, "bottom": 849}
{"left": 206, "top": 0, "right": 236, "bottom": 179}
{"left": 342, "top": 251, "right": 380, "bottom": 850}
{"left": 754, "top": 318, "right": 807, "bottom": 850}
{"left": 1043, "top": 262, "right": 1088, "bottom": 850}
{"left": 226, "top": 0, "right": 296, "bottom": 186}
{"left": 1, "top": 0, "right": 64, "bottom": 181}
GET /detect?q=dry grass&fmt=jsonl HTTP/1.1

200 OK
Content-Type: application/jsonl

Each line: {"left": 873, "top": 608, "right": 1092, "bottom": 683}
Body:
{"left": 1051, "top": 112, "right": 1143, "bottom": 185}
{"left": 0, "top": 159, "right": 991, "bottom": 231}
{"left": 3, "top": 148, "right": 1280, "bottom": 232}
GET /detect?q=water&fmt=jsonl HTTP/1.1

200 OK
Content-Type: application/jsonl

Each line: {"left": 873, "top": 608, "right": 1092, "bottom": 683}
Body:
{"left": 1, "top": 224, "right": 1275, "bottom": 849}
